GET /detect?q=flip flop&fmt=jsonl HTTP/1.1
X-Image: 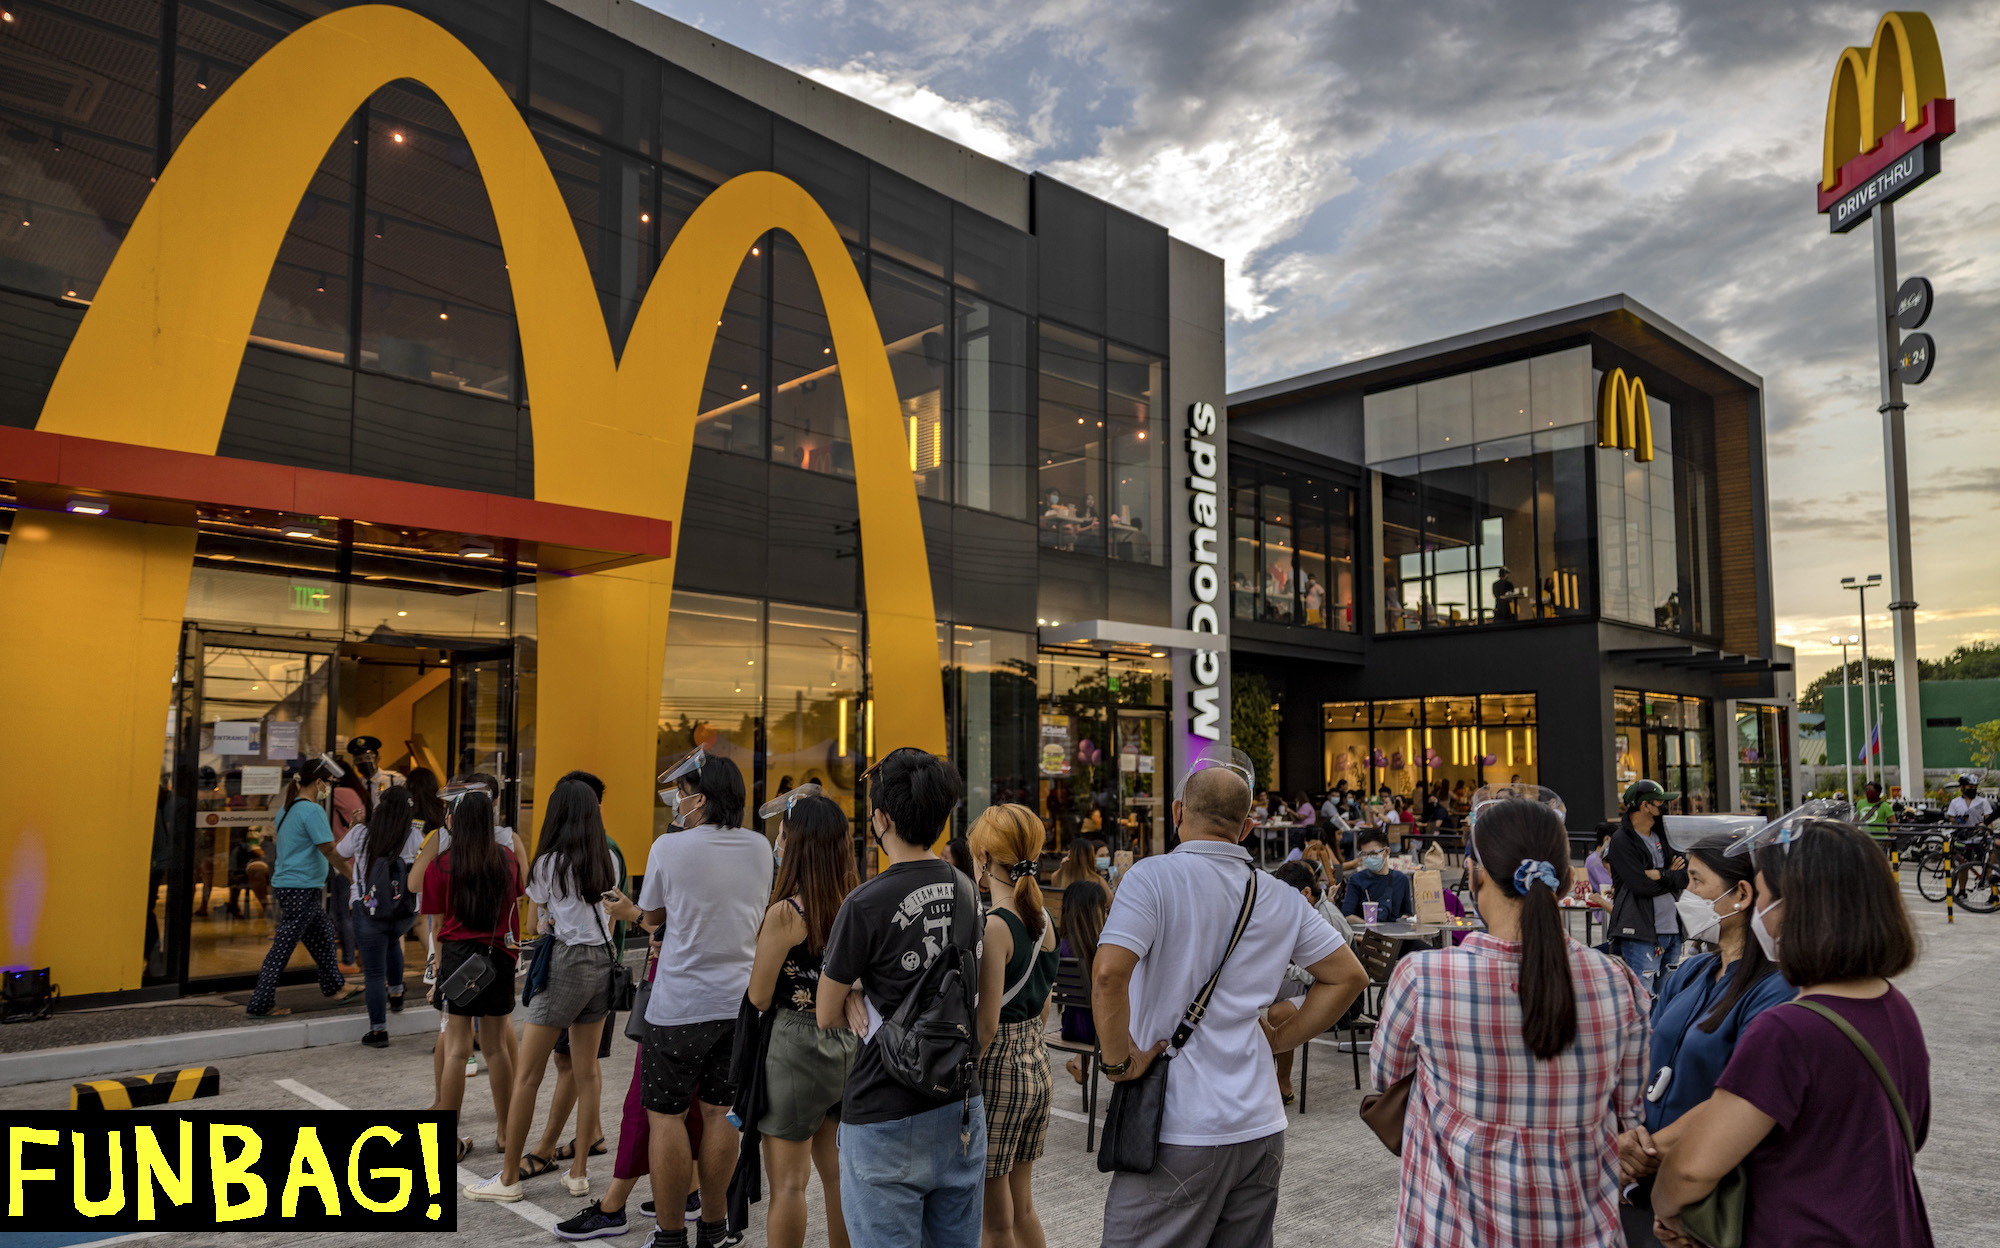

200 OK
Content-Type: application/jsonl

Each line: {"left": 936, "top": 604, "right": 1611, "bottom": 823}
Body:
{"left": 247, "top": 1007, "right": 292, "bottom": 1018}
{"left": 456, "top": 1138, "right": 471, "bottom": 1164}
{"left": 553, "top": 1137, "right": 607, "bottom": 1161}
{"left": 517, "top": 1153, "right": 557, "bottom": 1180}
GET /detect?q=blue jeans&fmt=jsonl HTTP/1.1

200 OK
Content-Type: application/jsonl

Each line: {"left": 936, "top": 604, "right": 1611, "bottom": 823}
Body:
{"left": 353, "top": 910, "right": 416, "bottom": 1028}
{"left": 1612, "top": 935, "right": 1681, "bottom": 994}
{"left": 839, "top": 1098, "right": 986, "bottom": 1247}
{"left": 326, "top": 880, "right": 356, "bottom": 962}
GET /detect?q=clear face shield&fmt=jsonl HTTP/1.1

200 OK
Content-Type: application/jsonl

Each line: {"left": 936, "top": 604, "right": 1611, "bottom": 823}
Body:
{"left": 757, "top": 782, "right": 824, "bottom": 823}
{"left": 1174, "top": 744, "right": 1257, "bottom": 837}
{"left": 1724, "top": 798, "right": 1855, "bottom": 859}
{"left": 657, "top": 746, "right": 708, "bottom": 817}
{"left": 1464, "top": 784, "right": 1567, "bottom": 885}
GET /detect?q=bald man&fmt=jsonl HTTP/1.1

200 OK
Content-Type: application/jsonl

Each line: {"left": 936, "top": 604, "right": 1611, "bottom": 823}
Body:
{"left": 1092, "top": 765, "right": 1367, "bottom": 1248}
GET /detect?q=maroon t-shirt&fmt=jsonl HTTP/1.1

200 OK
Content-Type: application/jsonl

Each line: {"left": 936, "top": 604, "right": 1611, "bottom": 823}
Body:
{"left": 420, "top": 848, "right": 523, "bottom": 945}
{"left": 1715, "top": 987, "right": 1932, "bottom": 1248}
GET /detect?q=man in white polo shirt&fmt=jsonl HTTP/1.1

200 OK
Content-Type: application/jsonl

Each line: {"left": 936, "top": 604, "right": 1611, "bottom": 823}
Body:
{"left": 1092, "top": 762, "right": 1367, "bottom": 1248}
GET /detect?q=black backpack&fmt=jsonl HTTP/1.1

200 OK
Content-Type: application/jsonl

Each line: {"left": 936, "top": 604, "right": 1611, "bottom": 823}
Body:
{"left": 356, "top": 850, "right": 416, "bottom": 921}
{"left": 873, "top": 871, "right": 980, "bottom": 1100}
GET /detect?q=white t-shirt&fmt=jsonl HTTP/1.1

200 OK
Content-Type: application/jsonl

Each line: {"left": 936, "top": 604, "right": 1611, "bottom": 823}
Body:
{"left": 1948, "top": 795, "right": 1994, "bottom": 825}
{"left": 526, "top": 848, "right": 622, "bottom": 946}
{"left": 1101, "top": 839, "right": 1344, "bottom": 1146}
{"left": 433, "top": 825, "right": 516, "bottom": 853}
{"left": 335, "top": 822, "right": 425, "bottom": 893}
{"left": 638, "top": 822, "right": 775, "bottom": 1026}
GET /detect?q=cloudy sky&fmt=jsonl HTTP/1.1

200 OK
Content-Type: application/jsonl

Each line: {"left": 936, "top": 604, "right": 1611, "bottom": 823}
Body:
{"left": 646, "top": 0, "right": 2000, "bottom": 679}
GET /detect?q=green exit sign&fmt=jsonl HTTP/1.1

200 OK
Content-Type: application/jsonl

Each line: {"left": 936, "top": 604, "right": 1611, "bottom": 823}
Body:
{"left": 289, "top": 579, "right": 332, "bottom": 614}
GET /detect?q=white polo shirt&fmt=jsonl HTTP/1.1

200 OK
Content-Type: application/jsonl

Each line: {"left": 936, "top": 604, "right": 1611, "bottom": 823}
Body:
{"left": 1101, "top": 840, "right": 1344, "bottom": 1146}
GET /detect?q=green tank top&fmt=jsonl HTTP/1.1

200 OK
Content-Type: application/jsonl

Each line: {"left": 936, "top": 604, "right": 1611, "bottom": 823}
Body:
{"left": 995, "top": 906, "right": 1058, "bottom": 1024}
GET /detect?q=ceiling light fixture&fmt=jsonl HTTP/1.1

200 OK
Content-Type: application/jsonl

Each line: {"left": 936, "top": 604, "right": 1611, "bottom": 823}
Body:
{"left": 64, "top": 497, "right": 108, "bottom": 516}
{"left": 460, "top": 540, "right": 494, "bottom": 559}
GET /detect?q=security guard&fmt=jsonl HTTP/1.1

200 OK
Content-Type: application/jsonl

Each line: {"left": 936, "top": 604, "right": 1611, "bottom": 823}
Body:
{"left": 346, "top": 735, "right": 403, "bottom": 798}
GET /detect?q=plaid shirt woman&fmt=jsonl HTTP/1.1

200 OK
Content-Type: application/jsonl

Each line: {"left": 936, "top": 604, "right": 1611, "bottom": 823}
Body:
{"left": 1373, "top": 930, "right": 1650, "bottom": 1248}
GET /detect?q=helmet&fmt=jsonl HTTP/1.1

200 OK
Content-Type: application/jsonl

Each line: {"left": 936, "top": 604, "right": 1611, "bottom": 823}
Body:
{"left": 1621, "top": 779, "right": 1680, "bottom": 809}
{"left": 1959, "top": 773, "right": 1979, "bottom": 789}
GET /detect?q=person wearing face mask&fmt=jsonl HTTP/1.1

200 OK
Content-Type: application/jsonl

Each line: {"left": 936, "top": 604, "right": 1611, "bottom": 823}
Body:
{"left": 1651, "top": 818, "right": 1930, "bottom": 1248}
{"left": 1612, "top": 833, "right": 1793, "bottom": 1247}
{"left": 635, "top": 749, "right": 773, "bottom": 1248}
{"left": 1607, "top": 780, "right": 1688, "bottom": 994}
{"left": 245, "top": 757, "right": 354, "bottom": 1016}
{"left": 1340, "top": 829, "right": 1415, "bottom": 923}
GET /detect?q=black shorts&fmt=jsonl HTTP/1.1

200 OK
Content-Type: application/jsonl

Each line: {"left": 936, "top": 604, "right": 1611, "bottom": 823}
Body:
{"left": 555, "top": 1011, "right": 616, "bottom": 1059}
{"left": 640, "top": 1019, "right": 737, "bottom": 1115}
{"left": 437, "top": 939, "right": 517, "bottom": 1017}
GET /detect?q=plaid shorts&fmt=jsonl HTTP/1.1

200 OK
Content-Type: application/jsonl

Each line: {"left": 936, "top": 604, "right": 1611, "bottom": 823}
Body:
{"left": 977, "top": 1017, "right": 1052, "bottom": 1178}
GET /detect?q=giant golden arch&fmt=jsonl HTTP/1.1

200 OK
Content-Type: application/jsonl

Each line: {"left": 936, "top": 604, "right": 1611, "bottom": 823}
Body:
{"left": 0, "top": 5, "right": 944, "bottom": 991}
{"left": 1821, "top": 11, "right": 1948, "bottom": 191}
{"left": 1597, "top": 368, "right": 1653, "bottom": 463}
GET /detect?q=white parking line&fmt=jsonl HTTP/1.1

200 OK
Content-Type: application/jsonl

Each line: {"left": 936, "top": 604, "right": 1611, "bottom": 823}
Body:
{"left": 276, "top": 1077, "right": 560, "bottom": 1231}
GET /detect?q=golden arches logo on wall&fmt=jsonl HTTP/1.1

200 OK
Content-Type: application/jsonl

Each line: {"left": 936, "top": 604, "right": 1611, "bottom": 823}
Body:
{"left": 1596, "top": 368, "right": 1652, "bottom": 462}
{"left": 0, "top": 5, "right": 943, "bottom": 990}
{"left": 1821, "top": 11, "right": 1948, "bottom": 193}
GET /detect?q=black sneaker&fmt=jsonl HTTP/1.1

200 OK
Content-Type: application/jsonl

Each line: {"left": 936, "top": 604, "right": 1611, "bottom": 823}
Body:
{"left": 554, "top": 1199, "right": 629, "bottom": 1241}
{"left": 388, "top": 991, "right": 405, "bottom": 1013}
{"left": 361, "top": 1030, "right": 388, "bottom": 1048}
{"left": 639, "top": 1200, "right": 654, "bottom": 1216}
{"left": 685, "top": 1193, "right": 701, "bottom": 1220}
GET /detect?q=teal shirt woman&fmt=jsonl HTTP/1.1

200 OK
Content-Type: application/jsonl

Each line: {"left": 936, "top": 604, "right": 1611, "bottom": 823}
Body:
{"left": 246, "top": 759, "right": 354, "bottom": 1016}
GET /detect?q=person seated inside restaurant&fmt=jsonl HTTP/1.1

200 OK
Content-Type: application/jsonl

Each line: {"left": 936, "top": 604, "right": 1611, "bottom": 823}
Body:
{"left": 1340, "top": 830, "right": 1415, "bottom": 923}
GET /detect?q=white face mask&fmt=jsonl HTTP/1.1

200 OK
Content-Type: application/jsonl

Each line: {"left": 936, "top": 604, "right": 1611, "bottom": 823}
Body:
{"left": 1750, "top": 900, "right": 1781, "bottom": 962}
{"left": 1675, "top": 889, "right": 1742, "bottom": 945}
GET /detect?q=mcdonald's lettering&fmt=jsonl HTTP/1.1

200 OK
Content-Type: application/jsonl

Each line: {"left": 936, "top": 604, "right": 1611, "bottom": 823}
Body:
{"left": 1597, "top": 368, "right": 1653, "bottom": 462}
{"left": 0, "top": 5, "right": 943, "bottom": 993}
{"left": 1818, "top": 10, "right": 1954, "bottom": 229}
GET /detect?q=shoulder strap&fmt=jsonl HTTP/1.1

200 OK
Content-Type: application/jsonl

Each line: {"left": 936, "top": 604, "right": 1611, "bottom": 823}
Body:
{"left": 996, "top": 908, "right": 1052, "bottom": 1007}
{"left": 1787, "top": 998, "right": 1917, "bottom": 1155}
{"left": 1168, "top": 864, "right": 1259, "bottom": 1053}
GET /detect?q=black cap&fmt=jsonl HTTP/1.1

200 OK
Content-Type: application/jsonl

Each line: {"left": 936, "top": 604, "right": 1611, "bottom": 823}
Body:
{"left": 1622, "top": 779, "right": 1680, "bottom": 807}
{"left": 347, "top": 736, "right": 383, "bottom": 755}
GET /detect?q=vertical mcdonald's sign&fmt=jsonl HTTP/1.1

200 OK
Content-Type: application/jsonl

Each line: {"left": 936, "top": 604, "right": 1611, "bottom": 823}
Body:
{"left": 0, "top": 5, "right": 944, "bottom": 992}
{"left": 1596, "top": 368, "right": 1652, "bottom": 462}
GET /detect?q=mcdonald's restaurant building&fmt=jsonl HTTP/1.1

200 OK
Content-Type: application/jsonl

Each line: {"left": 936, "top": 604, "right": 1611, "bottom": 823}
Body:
{"left": 1224, "top": 297, "right": 1800, "bottom": 835}
{"left": 0, "top": 0, "right": 1227, "bottom": 999}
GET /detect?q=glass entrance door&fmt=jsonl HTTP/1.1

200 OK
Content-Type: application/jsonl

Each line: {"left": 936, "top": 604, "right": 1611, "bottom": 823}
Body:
{"left": 167, "top": 630, "right": 335, "bottom": 988}
{"left": 1115, "top": 711, "right": 1167, "bottom": 857}
{"left": 450, "top": 644, "right": 518, "bottom": 828}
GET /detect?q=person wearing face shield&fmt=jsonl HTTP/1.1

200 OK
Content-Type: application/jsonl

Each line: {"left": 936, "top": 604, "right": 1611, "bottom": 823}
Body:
{"left": 1651, "top": 818, "right": 1931, "bottom": 1248}
{"left": 1607, "top": 780, "right": 1688, "bottom": 994}
{"left": 1612, "top": 832, "right": 1794, "bottom": 1247}
{"left": 1339, "top": 829, "right": 1415, "bottom": 923}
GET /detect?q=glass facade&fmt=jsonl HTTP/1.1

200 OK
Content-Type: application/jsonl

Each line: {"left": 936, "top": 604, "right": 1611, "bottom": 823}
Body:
{"left": 1038, "top": 651, "right": 1173, "bottom": 857}
{"left": 1230, "top": 460, "right": 1358, "bottom": 630}
{"left": 1321, "top": 694, "right": 1539, "bottom": 805}
{"left": 1037, "top": 326, "right": 1166, "bottom": 564}
{"left": 1613, "top": 690, "right": 1717, "bottom": 814}
{"left": 1735, "top": 704, "right": 1791, "bottom": 819}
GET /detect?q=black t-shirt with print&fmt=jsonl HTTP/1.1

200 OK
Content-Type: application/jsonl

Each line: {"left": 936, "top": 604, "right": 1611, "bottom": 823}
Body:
{"left": 822, "top": 857, "right": 982, "bottom": 1124}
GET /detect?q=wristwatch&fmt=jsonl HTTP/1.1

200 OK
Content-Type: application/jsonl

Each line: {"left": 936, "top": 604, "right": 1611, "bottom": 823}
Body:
{"left": 1099, "top": 1051, "right": 1133, "bottom": 1077}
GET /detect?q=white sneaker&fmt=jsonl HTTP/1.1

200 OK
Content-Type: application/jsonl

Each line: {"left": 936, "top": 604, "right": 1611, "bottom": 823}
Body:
{"left": 466, "top": 1056, "right": 480, "bottom": 1077}
{"left": 465, "top": 1172, "right": 522, "bottom": 1203}
{"left": 563, "top": 1173, "right": 591, "bottom": 1197}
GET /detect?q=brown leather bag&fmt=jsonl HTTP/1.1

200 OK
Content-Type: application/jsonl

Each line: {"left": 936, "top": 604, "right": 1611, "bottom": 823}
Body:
{"left": 1358, "top": 1073, "right": 1413, "bottom": 1155}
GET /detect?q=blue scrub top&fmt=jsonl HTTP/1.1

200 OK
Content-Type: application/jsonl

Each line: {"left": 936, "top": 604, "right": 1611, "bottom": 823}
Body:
{"left": 270, "top": 799, "right": 334, "bottom": 889}
{"left": 1643, "top": 951, "right": 1796, "bottom": 1131}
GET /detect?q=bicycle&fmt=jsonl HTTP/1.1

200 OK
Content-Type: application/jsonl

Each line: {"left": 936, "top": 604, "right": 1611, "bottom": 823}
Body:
{"left": 1915, "top": 826, "right": 2000, "bottom": 913}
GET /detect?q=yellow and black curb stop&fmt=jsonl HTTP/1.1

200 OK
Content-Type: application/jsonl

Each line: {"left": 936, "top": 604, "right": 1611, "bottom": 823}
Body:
{"left": 69, "top": 1065, "right": 220, "bottom": 1111}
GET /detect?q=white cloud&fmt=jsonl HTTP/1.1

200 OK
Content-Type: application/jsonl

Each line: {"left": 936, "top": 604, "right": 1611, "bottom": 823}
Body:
{"left": 802, "top": 62, "right": 1046, "bottom": 166}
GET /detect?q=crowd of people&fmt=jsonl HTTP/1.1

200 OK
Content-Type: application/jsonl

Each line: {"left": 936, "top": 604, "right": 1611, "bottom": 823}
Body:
{"left": 238, "top": 740, "right": 1936, "bottom": 1248}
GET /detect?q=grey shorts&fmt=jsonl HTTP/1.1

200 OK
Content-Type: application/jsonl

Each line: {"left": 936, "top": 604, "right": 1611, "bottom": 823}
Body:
{"left": 521, "top": 940, "right": 613, "bottom": 1030}
{"left": 761, "top": 1008, "right": 856, "bottom": 1141}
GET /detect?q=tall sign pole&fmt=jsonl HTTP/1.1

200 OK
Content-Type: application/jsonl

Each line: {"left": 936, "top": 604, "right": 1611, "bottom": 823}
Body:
{"left": 1818, "top": 10, "right": 1954, "bottom": 801}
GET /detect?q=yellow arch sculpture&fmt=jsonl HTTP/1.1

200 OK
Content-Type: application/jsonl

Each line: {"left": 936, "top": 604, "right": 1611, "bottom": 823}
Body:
{"left": 0, "top": 5, "right": 944, "bottom": 992}
{"left": 1821, "top": 11, "right": 1948, "bottom": 191}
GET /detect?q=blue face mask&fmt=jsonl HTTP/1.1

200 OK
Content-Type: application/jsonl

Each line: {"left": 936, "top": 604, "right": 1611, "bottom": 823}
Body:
{"left": 1362, "top": 853, "right": 1386, "bottom": 874}
{"left": 1096, "top": 856, "right": 1110, "bottom": 873}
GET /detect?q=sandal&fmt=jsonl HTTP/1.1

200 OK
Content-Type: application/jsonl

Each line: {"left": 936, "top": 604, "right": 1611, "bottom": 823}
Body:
{"left": 553, "top": 1137, "right": 606, "bottom": 1162}
{"left": 517, "top": 1153, "right": 557, "bottom": 1180}
{"left": 456, "top": 1138, "right": 471, "bottom": 1164}
{"left": 1280, "top": 1090, "right": 1296, "bottom": 1106}
{"left": 247, "top": 1006, "right": 292, "bottom": 1018}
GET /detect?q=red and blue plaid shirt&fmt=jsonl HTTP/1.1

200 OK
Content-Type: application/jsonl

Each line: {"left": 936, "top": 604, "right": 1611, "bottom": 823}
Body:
{"left": 1372, "top": 932, "right": 1650, "bottom": 1248}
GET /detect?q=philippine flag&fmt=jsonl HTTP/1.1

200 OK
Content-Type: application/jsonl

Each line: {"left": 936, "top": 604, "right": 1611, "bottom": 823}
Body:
{"left": 1858, "top": 722, "right": 1882, "bottom": 762}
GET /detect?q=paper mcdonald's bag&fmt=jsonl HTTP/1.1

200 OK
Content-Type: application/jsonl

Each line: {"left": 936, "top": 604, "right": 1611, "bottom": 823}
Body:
{"left": 1412, "top": 867, "right": 1448, "bottom": 924}
{"left": 1422, "top": 841, "right": 1447, "bottom": 869}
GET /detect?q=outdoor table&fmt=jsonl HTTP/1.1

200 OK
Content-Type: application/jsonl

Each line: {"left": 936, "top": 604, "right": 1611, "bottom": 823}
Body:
{"left": 1363, "top": 920, "right": 1447, "bottom": 949}
{"left": 1558, "top": 899, "right": 1606, "bottom": 945}
{"left": 1255, "top": 820, "right": 1296, "bottom": 866}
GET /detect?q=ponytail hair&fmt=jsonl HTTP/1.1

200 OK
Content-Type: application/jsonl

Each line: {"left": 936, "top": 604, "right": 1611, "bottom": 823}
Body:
{"left": 282, "top": 757, "right": 338, "bottom": 819}
{"left": 970, "top": 803, "right": 1047, "bottom": 942}
{"left": 1472, "top": 798, "right": 1576, "bottom": 1060}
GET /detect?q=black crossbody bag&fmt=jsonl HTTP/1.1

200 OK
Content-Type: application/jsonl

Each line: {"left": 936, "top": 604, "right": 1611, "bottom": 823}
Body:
{"left": 1098, "top": 865, "right": 1258, "bottom": 1175}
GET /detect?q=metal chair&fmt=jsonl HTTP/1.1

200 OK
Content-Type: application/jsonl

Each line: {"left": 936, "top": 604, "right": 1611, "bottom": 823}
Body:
{"left": 1043, "top": 955, "right": 1103, "bottom": 1152}
{"left": 1299, "top": 928, "right": 1402, "bottom": 1110}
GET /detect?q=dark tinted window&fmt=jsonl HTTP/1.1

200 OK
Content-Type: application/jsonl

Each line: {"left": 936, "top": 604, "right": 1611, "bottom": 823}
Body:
{"left": 871, "top": 166, "right": 948, "bottom": 278}
{"left": 661, "top": 63, "right": 769, "bottom": 185}
{"left": 953, "top": 203, "right": 1028, "bottom": 310}
{"left": 1037, "top": 323, "right": 1103, "bottom": 554}
{"left": 1034, "top": 176, "right": 1104, "bottom": 335}
{"left": 872, "top": 258, "right": 950, "bottom": 500}
{"left": 770, "top": 236, "right": 848, "bottom": 477}
{"left": 692, "top": 232, "right": 765, "bottom": 458}
{"left": 956, "top": 295, "right": 1030, "bottom": 520}
{"left": 529, "top": 3, "right": 658, "bottom": 157}
{"left": 774, "top": 119, "right": 864, "bottom": 244}
{"left": 533, "top": 119, "right": 655, "bottom": 358}
{"left": 1106, "top": 207, "right": 1167, "bottom": 356}
{"left": 360, "top": 85, "right": 517, "bottom": 401}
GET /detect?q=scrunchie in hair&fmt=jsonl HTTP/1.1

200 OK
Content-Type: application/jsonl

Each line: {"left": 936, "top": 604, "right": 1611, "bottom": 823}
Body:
{"left": 1007, "top": 859, "right": 1039, "bottom": 882}
{"left": 1513, "top": 859, "right": 1561, "bottom": 894}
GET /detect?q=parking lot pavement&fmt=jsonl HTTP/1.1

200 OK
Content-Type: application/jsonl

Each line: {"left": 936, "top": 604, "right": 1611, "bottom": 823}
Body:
{"left": 6, "top": 881, "right": 1998, "bottom": 1247}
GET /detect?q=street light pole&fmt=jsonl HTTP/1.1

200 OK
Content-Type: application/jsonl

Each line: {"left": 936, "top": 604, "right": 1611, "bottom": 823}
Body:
{"left": 1871, "top": 202, "right": 1927, "bottom": 799}
{"left": 1845, "top": 575, "right": 1883, "bottom": 790}
{"left": 1832, "top": 634, "right": 1855, "bottom": 799}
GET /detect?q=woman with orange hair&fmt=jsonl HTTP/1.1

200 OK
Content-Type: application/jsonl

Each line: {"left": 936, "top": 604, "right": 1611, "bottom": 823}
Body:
{"left": 970, "top": 803, "right": 1060, "bottom": 1248}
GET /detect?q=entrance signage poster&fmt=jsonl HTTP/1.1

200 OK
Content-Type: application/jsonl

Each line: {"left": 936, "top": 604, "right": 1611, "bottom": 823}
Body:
{"left": 212, "top": 722, "right": 259, "bottom": 756}
{"left": 240, "top": 766, "right": 282, "bottom": 796}
{"left": 1185, "top": 401, "right": 1223, "bottom": 739}
{"left": 266, "top": 720, "right": 301, "bottom": 759}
